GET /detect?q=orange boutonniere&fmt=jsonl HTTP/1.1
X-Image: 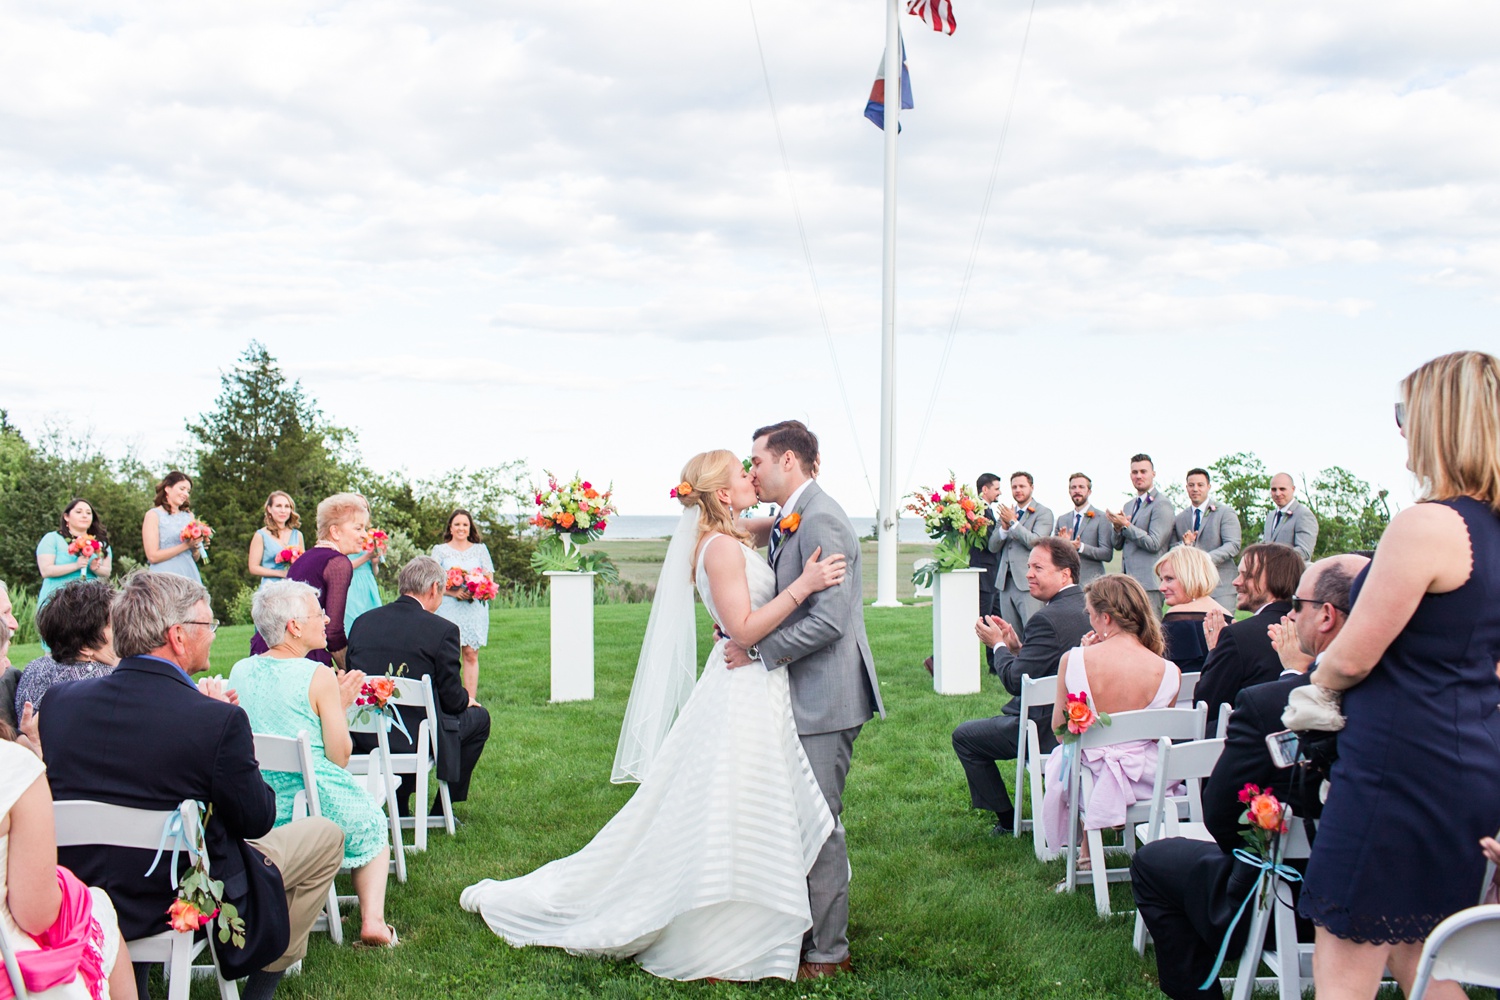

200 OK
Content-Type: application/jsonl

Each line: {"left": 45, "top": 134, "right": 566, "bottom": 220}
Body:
{"left": 1085, "top": 510, "right": 1096, "bottom": 518}
{"left": 779, "top": 512, "right": 801, "bottom": 533}
{"left": 1023, "top": 506, "right": 1035, "bottom": 515}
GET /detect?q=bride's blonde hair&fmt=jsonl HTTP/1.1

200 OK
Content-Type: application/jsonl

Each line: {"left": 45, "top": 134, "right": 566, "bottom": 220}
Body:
{"left": 677, "top": 450, "right": 752, "bottom": 554}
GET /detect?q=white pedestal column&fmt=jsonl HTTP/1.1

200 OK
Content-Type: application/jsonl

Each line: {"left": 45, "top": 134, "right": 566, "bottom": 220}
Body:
{"left": 932, "top": 568, "right": 982, "bottom": 695}
{"left": 545, "top": 571, "right": 596, "bottom": 702}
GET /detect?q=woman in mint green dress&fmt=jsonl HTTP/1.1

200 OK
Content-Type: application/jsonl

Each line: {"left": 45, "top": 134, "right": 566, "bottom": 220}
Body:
{"left": 247, "top": 491, "right": 305, "bottom": 590}
{"left": 343, "top": 497, "right": 382, "bottom": 628}
{"left": 229, "top": 580, "right": 399, "bottom": 947}
{"left": 36, "top": 498, "right": 113, "bottom": 609}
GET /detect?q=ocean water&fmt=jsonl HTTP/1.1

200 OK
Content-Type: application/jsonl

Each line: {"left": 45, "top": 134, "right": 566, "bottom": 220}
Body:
{"left": 603, "top": 514, "right": 931, "bottom": 542}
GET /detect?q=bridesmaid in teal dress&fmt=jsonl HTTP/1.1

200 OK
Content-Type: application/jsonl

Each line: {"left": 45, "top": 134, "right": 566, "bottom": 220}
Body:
{"left": 343, "top": 496, "right": 383, "bottom": 628}
{"left": 36, "top": 498, "right": 113, "bottom": 609}
{"left": 247, "top": 491, "right": 305, "bottom": 590}
{"left": 229, "top": 579, "right": 398, "bottom": 947}
{"left": 142, "top": 471, "right": 202, "bottom": 583}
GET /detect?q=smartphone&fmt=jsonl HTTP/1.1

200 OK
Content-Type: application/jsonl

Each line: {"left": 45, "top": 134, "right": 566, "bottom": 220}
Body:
{"left": 1266, "top": 730, "right": 1299, "bottom": 769}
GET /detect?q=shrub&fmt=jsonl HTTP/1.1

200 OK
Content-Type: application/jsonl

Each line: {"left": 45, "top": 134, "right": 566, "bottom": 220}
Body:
{"left": 226, "top": 584, "right": 257, "bottom": 627}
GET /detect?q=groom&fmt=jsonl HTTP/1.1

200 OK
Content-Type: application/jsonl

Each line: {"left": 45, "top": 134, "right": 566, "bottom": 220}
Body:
{"left": 724, "top": 419, "right": 884, "bottom": 979}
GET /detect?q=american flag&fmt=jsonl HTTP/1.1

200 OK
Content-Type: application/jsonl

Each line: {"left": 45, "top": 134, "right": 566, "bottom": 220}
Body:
{"left": 907, "top": 0, "right": 956, "bottom": 35}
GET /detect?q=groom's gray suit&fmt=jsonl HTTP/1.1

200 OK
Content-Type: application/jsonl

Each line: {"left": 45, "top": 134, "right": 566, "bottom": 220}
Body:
{"left": 756, "top": 480, "right": 884, "bottom": 965}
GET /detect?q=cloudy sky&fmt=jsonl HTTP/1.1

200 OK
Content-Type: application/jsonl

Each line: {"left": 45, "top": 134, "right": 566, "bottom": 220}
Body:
{"left": 2, "top": 0, "right": 1495, "bottom": 520}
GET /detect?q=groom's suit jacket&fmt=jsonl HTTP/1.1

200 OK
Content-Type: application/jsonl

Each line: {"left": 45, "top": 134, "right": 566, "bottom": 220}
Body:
{"left": 758, "top": 481, "right": 884, "bottom": 736}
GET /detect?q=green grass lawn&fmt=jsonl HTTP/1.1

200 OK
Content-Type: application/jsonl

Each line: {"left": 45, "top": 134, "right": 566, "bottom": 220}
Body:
{"left": 13, "top": 605, "right": 1172, "bottom": 999}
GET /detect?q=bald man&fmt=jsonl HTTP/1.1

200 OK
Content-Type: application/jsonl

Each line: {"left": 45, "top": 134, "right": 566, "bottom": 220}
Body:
{"left": 1262, "top": 472, "right": 1318, "bottom": 559}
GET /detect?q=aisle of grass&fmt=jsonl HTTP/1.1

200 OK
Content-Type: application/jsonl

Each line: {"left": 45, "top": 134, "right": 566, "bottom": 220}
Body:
{"left": 12, "top": 605, "right": 1167, "bottom": 998}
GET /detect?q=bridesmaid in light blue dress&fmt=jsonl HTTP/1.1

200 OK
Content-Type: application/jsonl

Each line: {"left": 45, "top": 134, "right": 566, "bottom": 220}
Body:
{"left": 432, "top": 509, "right": 494, "bottom": 701}
{"left": 247, "top": 491, "right": 305, "bottom": 590}
{"left": 141, "top": 471, "right": 202, "bottom": 584}
{"left": 342, "top": 493, "right": 383, "bottom": 628}
{"left": 36, "top": 498, "right": 114, "bottom": 609}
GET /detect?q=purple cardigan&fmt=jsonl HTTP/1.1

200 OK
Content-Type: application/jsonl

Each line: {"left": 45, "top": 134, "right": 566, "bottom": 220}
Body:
{"left": 249, "top": 546, "right": 354, "bottom": 665}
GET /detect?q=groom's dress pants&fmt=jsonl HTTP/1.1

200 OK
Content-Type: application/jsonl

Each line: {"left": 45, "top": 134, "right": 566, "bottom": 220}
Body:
{"left": 800, "top": 725, "right": 861, "bottom": 965}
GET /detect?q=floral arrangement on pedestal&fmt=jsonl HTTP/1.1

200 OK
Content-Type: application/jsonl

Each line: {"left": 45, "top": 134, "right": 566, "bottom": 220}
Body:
{"left": 528, "top": 472, "right": 621, "bottom": 582}
{"left": 906, "top": 477, "right": 993, "bottom": 588}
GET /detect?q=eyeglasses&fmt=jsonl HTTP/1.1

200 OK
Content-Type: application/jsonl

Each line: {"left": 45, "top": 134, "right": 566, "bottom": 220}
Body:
{"left": 1394, "top": 401, "right": 1405, "bottom": 430}
{"left": 1290, "top": 596, "right": 1347, "bottom": 615}
{"left": 179, "top": 619, "right": 220, "bottom": 633}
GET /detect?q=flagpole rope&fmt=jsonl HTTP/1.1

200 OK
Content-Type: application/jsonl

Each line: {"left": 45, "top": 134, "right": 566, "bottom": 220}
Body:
{"left": 906, "top": 0, "right": 1038, "bottom": 485}
{"left": 747, "top": 0, "right": 879, "bottom": 510}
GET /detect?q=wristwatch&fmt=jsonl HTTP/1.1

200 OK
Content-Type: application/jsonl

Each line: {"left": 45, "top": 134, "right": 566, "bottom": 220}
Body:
{"left": 748, "top": 644, "right": 761, "bottom": 661}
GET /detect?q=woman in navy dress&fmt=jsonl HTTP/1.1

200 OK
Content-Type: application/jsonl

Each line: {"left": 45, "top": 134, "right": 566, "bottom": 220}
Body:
{"left": 1302, "top": 350, "right": 1500, "bottom": 1000}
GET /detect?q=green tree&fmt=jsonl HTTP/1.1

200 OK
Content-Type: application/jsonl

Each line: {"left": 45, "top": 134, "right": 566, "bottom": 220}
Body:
{"left": 187, "top": 342, "right": 355, "bottom": 611}
{"left": 1209, "top": 452, "right": 1272, "bottom": 543}
{"left": 1304, "top": 467, "right": 1392, "bottom": 557}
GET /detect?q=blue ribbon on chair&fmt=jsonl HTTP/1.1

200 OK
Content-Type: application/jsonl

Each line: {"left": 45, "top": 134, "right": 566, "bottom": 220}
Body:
{"left": 383, "top": 705, "right": 411, "bottom": 744}
{"left": 1198, "top": 848, "right": 1303, "bottom": 990}
{"left": 143, "top": 804, "right": 202, "bottom": 890}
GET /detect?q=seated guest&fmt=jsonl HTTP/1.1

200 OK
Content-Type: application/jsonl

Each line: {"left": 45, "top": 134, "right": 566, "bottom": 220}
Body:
{"left": 0, "top": 728, "right": 138, "bottom": 1000}
{"left": 1155, "top": 546, "right": 1233, "bottom": 675}
{"left": 1130, "top": 554, "right": 1366, "bottom": 1000}
{"left": 15, "top": 579, "right": 119, "bottom": 717}
{"left": 40, "top": 571, "right": 345, "bottom": 1000}
{"left": 346, "top": 557, "right": 492, "bottom": 818}
{"left": 1194, "top": 543, "right": 1303, "bottom": 731}
{"left": 952, "top": 538, "right": 1089, "bottom": 836}
{"left": 0, "top": 614, "right": 18, "bottom": 736}
{"left": 229, "top": 581, "right": 398, "bottom": 947}
{"left": 1041, "top": 574, "right": 1181, "bottom": 862}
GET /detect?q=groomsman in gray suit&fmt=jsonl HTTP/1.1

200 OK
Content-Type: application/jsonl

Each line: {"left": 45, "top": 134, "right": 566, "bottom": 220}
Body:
{"left": 1170, "top": 467, "right": 1242, "bottom": 611}
{"left": 1108, "top": 453, "right": 1175, "bottom": 611}
{"left": 1262, "top": 472, "right": 1319, "bottom": 559}
{"left": 986, "top": 471, "right": 1054, "bottom": 633}
{"left": 1055, "top": 472, "right": 1113, "bottom": 582}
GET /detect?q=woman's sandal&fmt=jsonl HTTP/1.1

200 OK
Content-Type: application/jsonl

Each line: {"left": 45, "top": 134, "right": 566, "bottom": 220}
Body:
{"left": 355, "top": 924, "right": 400, "bottom": 949}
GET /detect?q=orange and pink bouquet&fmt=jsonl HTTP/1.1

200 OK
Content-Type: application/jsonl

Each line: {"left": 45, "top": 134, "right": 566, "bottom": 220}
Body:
{"left": 180, "top": 519, "right": 214, "bottom": 562}
{"left": 276, "top": 545, "right": 304, "bottom": 566}
{"left": 1237, "top": 783, "right": 1290, "bottom": 855}
{"left": 67, "top": 534, "right": 103, "bottom": 576}
{"left": 445, "top": 567, "right": 469, "bottom": 591}
{"left": 907, "top": 475, "right": 993, "bottom": 587}
{"left": 363, "top": 529, "right": 389, "bottom": 557}
{"left": 349, "top": 671, "right": 410, "bottom": 737}
{"left": 531, "top": 472, "right": 617, "bottom": 542}
{"left": 1053, "top": 692, "right": 1112, "bottom": 744}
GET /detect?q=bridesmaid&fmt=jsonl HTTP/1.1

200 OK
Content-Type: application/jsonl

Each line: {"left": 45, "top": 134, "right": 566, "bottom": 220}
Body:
{"left": 142, "top": 470, "right": 202, "bottom": 582}
{"left": 36, "top": 498, "right": 114, "bottom": 610}
{"left": 247, "top": 490, "right": 305, "bottom": 589}
{"left": 342, "top": 495, "right": 382, "bottom": 629}
{"left": 432, "top": 509, "right": 494, "bottom": 701}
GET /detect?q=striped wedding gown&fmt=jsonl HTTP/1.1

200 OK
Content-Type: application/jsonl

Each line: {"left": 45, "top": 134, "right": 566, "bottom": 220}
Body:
{"left": 460, "top": 536, "right": 834, "bottom": 981}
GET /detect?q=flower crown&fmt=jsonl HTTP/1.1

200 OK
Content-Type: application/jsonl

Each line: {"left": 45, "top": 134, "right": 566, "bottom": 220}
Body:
{"left": 670, "top": 480, "right": 695, "bottom": 500}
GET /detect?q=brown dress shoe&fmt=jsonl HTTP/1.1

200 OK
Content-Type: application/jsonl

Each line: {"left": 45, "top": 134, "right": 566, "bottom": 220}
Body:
{"left": 797, "top": 958, "right": 852, "bottom": 980}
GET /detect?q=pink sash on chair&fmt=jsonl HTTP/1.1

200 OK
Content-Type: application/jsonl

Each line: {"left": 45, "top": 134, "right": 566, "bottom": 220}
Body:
{"left": 0, "top": 867, "right": 106, "bottom": 1000}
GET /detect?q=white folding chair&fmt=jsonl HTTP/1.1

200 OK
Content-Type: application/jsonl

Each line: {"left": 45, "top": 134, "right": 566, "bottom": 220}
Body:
{"left": 1408, "top": 904, "right": 1500, "bottom": 1000}
{"left": 385, "top": 675, "right": 455, "bottom": 850}
{"left": 0, "top": 920, "right": 28, "bottom": 1000}
{"left": 1061, "top": 704, "right": 1208, "bottom": 917}
{"left": 1013, "top": 674, "right": 1060, "bottom": 839}
{"left": 1131, "top": 737, "right": 1226, "bottom": 954}
{"left": 343, "top": 713, "right": 408, "bottom": 884}
{"left": 1023, "top": 721, "right": 1058, "bottom": 862}
{"left": 1215, "top": 703, "right": 1234, "bottom": 739}
{"left": 1226, "top": 813, "right": 1315, "bottom": 1000}
{"left": 53, "top": 799, "right": 239, "bottom": 1000}
{"left": 1177, "top": 672, "right": 1200, "bottom": 705}
{"left": 252, "top": 731, "right": 343, "bottom": 945}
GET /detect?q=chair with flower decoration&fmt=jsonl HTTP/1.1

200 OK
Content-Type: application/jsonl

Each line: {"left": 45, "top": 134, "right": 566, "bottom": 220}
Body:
{"left": 347, "top": 674, "right": 454, "bottom": 852}
{"left": 1131, "top": 736, "right": 1226, "bottom": 954}
{"left": 52, "top": 798, "right": 239, "bottom": 1000}
{"left": 1222, "top": 809, "right": 1315, "bottom": 1000}
{"left": 252, "top": 730, "right": 344, "bottom": 945}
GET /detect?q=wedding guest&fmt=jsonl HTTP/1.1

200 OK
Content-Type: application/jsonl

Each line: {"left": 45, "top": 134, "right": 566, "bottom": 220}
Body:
{"left": 342, "top": 495, "right": 382, "bottom": 629}
{"left": 971, "top": 473, "right": 1003, "bottom": 621}
{"left": 347, "top": 556, "right": 492, "bottom": 818}
{"left": 0, "top": 732, "right": 139, "bottom": 1000}
{"left": 250, "top": 493, "right": 367, "bottom": 669}
{"left": 247, "top": 491, "right": 305, "bottom": 589}
{"left": 0, "top": 614, "right": 17, "bottom": 736}
{"left": 1301, "top": 351, "right": 1500, "bottom": 1000}
{"left": 1194, "top": 543, "right": 1302, "bottom": 730}
{"left": 1056, "top": 473, "right": 1113, "bottom": 583}
{"left": 1169, "top": 468, "right": 1241, "bottom": 610}
{"left": 1262, "top": 473, "right": 1319, "bottom": 559}
{"left": 15, "top": 579, "right": 118, "bottom": 717}
{"left": 36, "top": 498, "right": 113, "bottom": 611}
{"left": 142, "top": 470, "right": 202, "bottom": 583}
{"left": 952, "top": 537, "right": 1088, "bottom": 835}
{"left": 433, "top": 509, "right": 494, "bottom": 702}
{"left": 230, "top": 581, "right": 397, "bottom": 947}
{"left": 1040, "top": 574, "right": 1180, "bottom": 862}
{"left": 1130, "top": 552, "right": 1367, "bottom": 1000}
{"left": 987, "top": 472, "right": 1055, "bottom": 632}
{"left": 1155, "top": 546, "right": 1233, "bottom": 676}
{"left": 41, "top": 570, "right": 346, "bottom": 999}
{"left": 1109, "top": 454, "right": 1175, "bottom": 611}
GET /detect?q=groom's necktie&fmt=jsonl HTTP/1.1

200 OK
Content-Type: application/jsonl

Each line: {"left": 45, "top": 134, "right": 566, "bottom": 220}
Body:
{"left": 769, "top": 507, "right": 784, "bottom": 563}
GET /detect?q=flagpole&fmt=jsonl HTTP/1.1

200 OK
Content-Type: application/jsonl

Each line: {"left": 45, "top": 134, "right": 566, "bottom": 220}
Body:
{"left": 873, "top": 0, "right": 902, "bottom": 608}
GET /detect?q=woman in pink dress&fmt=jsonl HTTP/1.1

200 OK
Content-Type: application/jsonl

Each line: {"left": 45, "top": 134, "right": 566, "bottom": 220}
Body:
{"left": 1042, "top": 574, "right": 1180, "bottom": 862}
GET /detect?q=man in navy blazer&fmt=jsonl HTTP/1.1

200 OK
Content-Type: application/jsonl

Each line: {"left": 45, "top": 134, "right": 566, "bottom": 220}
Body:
{"left": 346, "top": 556, "right": 491, "bottom": 816}
{"left": 41, "top": 571, "right": 343, "bottom": 1000}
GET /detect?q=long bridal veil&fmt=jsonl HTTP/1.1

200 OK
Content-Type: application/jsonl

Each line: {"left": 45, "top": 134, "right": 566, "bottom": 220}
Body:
{"left": 610, "top": 508, "right": 701, "bottom": 783}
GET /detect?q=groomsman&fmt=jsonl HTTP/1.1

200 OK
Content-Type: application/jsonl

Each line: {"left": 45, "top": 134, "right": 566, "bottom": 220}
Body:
{"left": 986, "top": 471, "right": 1054, "bottom": 632}
{"left": 1107, "top": 454, "right": 1175, "bottom": 611}
{"left": 970, "top": 473, "right": 1003, "bottom": 620}
{"left": 1055, "top": 473, "right": 1113, "bottom": 583}
{"left": 1169, "top": 467, "right": 1242, "bottom": 611}
{"left": 1262, "top": 472, "right": 1319, "bottom": 559}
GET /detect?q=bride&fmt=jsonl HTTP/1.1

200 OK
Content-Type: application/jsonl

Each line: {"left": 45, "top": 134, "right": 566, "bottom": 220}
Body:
{"left": 460, "top": 449, "right": 849, "bottom": 981}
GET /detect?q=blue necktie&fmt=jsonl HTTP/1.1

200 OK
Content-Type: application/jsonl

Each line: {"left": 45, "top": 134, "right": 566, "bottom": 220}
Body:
{"left": 1073, "top": 513, "right": 1083, "bottom": 537}
{"left": 1193, "top": 508, "right": 1202, "bottom": 533}
{"left": 769, "top": 508, "right": 783, "bottom": 562}
{"left": 1273, "top": 509, "right": 1285, "bottom": 534}
{"left": 1133, "top": 496, "right": 1144, "bottom": 517}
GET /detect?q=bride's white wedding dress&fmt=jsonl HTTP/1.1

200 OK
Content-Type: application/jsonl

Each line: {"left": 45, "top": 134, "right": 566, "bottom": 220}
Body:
{"left": 460, "top": 534, "right": 834, "bottom": 981}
